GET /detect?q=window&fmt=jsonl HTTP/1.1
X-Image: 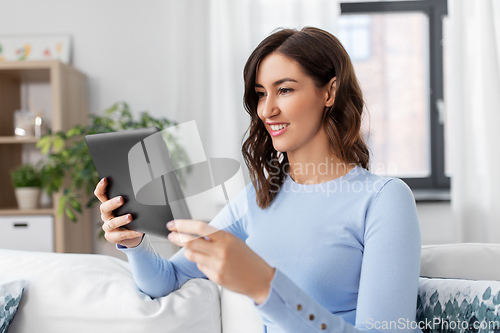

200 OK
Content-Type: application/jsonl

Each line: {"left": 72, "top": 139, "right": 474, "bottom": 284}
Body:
{"left": 339, "top": 0, "right": 449, "bottom": 199}
{"left": 337, "top": 15, "right": 372, "bottom": 61}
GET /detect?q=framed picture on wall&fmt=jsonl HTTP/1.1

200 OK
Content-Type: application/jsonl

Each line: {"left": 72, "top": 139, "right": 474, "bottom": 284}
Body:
{"left": 0, "top": 35, "right": 71, "bottom": 64}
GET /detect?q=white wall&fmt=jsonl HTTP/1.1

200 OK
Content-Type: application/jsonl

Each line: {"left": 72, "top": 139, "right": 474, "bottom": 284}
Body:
{"left": 1, "top": 0, "right": 192, "bottom": 258}
{"left": 417, "top": 203, "right": 454, "bottom": 246}
{"left": 1, "top": 0, "right": 454, "bottom": 259}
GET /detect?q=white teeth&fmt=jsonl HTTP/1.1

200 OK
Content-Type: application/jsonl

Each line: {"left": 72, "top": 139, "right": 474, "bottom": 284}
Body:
{"left": 270, "top": 124, "right": 289, "bottom": 131}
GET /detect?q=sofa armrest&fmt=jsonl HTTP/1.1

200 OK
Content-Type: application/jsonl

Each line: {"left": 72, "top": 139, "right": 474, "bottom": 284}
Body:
{"left": 0, "top": 249, "right": 221, "bottom": 333}
{"left": 421, "top": 243, "right": 500, "bottom": 280}
{"left": 220, "top": 287, "right": 264, "bottom": 333}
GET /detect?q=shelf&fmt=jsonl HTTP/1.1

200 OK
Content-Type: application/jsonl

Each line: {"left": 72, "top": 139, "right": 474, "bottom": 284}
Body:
{"left": 0, "top": 136, "right": 39, "bottom": 144}
{"left": 0, "top": 60, "right": 58, "bottom": 70}
{"left": 0, "top": 61, "right": 84, "bottom": 82}
{"left": 0, "top": 60, "right": 58, "bottom": 82}
{"left": 0, "top": 61, "right": 91, "bottom": 253}
{"left": 0, "top": 207, "right": 54, "bottom": 216}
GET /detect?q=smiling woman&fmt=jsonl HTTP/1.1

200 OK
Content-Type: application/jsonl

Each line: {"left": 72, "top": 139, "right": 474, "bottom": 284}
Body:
{"left": 95, "top": 26, "right": 422, "bottom": 333}
{"left": 242, "top": 27, "right": 369, "bottom": 208}
{"left": 254, "top": 52, "right": 340, "bottom": 181}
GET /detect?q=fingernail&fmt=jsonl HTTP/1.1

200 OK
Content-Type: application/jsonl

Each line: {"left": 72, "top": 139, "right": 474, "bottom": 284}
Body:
{"left": 99, "top": 178, "right": 104, "bottom": 184}
{"left": 116, "top": 197, "right": 122, "bottom": 204}
{"left": 135, "top": 231, "right": 142, "bottom": 236}
{"left": 167, "top": 221, "right": 174, "bottom": 228}
{"left": 126, "top": 214, "right": 132, "bottom": 221}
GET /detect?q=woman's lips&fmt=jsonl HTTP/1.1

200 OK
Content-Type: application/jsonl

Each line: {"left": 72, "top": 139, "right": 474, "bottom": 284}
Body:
{"left": 269, "top": 124, "right": 290, "bottom": 137}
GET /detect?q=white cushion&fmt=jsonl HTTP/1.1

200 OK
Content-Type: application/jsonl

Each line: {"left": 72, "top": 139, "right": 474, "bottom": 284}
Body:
{"left": 421, "top": 243, "right": 500, "bottom": 280}
{"left": 220, "top": 287, "right": 264, "bottom": 333}
{"left": 0, "top": 249, "right": 221, "bottom": 333}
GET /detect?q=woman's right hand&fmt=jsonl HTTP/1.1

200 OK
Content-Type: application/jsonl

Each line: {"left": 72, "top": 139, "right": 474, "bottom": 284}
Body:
{"left": 94, "top": 178, "right": 144, "bottom": 248}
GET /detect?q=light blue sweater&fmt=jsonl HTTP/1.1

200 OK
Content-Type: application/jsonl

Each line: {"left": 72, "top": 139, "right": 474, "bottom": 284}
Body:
{"left": 118, "top": 165, "right": 422, "bottom": 332}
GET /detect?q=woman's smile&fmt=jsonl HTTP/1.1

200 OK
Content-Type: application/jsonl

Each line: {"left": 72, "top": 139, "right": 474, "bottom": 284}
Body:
{"left": 268, "top": 123, "right": 290, "bottom": 136}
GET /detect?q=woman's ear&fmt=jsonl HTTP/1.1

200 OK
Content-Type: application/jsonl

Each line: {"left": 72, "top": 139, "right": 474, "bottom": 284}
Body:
{"left": 325, "top": 77, "right": 336, "bottom": 107}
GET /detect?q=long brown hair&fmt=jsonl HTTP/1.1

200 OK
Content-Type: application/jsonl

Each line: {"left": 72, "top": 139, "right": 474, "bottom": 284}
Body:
{"left": 241, "top": 27, "right": 370, "bottom": 209}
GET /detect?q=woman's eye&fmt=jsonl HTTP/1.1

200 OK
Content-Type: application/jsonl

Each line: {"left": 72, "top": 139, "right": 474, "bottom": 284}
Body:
{"left": 278, "top": 88, "right": 293, "bottom": 95}
{"left": 256, "top": 91, "right": 266, "bottom": 99}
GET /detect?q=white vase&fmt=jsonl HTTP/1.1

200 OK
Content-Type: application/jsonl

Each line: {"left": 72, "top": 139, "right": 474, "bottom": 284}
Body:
{"left": 14, "top": 187, "right": 41, "bottom": 210}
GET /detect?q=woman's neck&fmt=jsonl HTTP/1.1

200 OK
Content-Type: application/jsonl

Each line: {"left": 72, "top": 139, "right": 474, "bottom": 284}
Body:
{"left": 286, "top": 142, "right": 355, "bottom": 185}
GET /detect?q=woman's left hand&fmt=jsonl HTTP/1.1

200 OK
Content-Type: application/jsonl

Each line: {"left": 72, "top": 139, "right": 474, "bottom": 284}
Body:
{"left": 167, "top": 219, "right": 275, "bottom": 304}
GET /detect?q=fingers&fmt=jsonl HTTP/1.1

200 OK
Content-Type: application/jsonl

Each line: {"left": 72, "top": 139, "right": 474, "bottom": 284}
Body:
{"left": 104, "top": 227, "right": 143, "bottom": 244}
{"left": 94, "top": 179, "right": 143, "bottom": 248}
{"left": 100, "top": 196, "right": 124, "bottom": 222}
{"left": 168, "top": 230, "right": 213, "bottom": 250}
{"left": 184, "top": 247, "right": 210, "bottom": 264}
{"left": 167, "top": 219, "right": 221, "bottom": 241}
{"left": 102, "top": 215, "right": 143, "bottom": 245}
{"left": 101, "top": 217, "right": 114, "bottom": 233}
{"left": 107, "top": 214, "right": 132, "bottom": 229}
{"left": 168, "top": 231, "right": 200, "bottom": 245}
{"left": 94, "top": 178, "right": 108, "bottom": 203}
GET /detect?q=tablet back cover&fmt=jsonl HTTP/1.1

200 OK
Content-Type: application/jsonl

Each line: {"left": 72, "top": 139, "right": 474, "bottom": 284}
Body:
{"left": 85, "top": 127, "right": 180, "bottom": 238}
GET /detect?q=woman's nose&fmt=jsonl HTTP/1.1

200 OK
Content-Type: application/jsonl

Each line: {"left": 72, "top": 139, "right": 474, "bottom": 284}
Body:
{"left": 261, "top": 96, "right": 280, "bottom": 119}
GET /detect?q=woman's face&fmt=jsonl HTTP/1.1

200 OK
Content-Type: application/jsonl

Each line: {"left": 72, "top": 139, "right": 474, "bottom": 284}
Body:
{"left": 255, "top": 52, "right": 335, "bottom": 154}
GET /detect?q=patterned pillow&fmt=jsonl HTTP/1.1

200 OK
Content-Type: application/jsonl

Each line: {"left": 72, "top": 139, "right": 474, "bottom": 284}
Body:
{"left": 417, "top": 277, "right": 500, "bottom": 333}
{"left": 0, "top": 279, "right": 25, "bottom": 333}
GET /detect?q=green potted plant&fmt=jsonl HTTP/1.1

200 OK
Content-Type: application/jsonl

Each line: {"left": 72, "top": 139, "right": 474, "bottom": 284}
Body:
{"left": 10, "top": 163, "right": 43, "bottom": 210}
{"left": 36, "top": 101, "right": 192, "bottom": 228}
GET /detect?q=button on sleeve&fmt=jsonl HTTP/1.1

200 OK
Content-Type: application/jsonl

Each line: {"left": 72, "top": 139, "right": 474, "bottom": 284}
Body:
{"left": 254, "top": 268, "right": 363, "bottom": 332}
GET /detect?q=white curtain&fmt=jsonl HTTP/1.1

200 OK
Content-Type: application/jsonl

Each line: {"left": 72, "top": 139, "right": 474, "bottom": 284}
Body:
{"left": 167, "top": 0, "right": 339, "bottom": 184}
{"left": 448, "top": 0, "right": 500, "bottom": 242}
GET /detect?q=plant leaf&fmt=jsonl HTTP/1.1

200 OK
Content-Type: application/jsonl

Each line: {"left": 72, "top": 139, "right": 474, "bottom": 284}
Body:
{"left": 36, "top": 136, "right": 51, "bottom": 152}
{"left": 86, "top": 196, "right": 99, "bottom": 208}
{"left": 52, "top": 136, "right": 65, "bottom": 152}
{"left": 69, "top": 198, "right": 82, "bottom": 213}
{"left": 65, "top": 207, "right": 77, "bottom": 222}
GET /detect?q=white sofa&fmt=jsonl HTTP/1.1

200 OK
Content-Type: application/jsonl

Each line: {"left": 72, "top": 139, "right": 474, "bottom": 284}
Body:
{"left": 2, "top": 243, "right": 500, "bottom": 333}
{"left": 0, "top": 246, "right": 264, "bottom": 333}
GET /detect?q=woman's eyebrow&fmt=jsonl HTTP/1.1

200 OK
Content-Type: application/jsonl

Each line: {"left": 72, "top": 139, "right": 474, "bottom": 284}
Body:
{"left": 254, "top": 78, "right": 298, "bottom": 88}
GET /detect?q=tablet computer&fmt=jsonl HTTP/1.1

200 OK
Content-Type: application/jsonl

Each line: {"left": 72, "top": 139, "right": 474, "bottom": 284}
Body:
{"left": 85, "top": 127, "right": 192, "bottom": 238}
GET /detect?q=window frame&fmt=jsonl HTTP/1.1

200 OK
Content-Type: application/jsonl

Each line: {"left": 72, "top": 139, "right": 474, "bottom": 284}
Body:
{"left": 340, "top": 0, "right": 449, "bottom": 200}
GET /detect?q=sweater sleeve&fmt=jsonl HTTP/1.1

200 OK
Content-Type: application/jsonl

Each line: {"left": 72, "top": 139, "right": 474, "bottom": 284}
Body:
{"left": 117, "top": 199, "right": 248, "bottom": 298}
{"left": 254, "top": 178, "right": 422, "bottom": 333}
